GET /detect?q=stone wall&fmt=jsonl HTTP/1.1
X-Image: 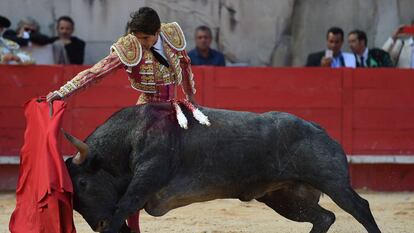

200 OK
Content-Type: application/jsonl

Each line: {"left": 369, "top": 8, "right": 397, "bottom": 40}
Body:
{"left": 1, "top": 0, "right": 413, "bottom": 66}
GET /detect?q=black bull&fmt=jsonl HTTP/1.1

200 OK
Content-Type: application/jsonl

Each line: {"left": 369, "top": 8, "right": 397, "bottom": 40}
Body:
{"left": 63, "top": 103, "right": 381, "bottom": 233}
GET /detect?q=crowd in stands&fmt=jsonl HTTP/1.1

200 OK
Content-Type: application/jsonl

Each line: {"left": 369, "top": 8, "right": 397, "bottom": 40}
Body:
{"left": 0, "top": 14, "right": 413, "bottom": 68}
{"left": 306, "top": 23, "right": 414, "bottom": 68}
{"left": 0, "top": 15, "right": 84, "bottom": 65}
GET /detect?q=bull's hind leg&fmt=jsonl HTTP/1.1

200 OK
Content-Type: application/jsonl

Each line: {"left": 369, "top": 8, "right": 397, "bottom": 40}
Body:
{"left": 321, "top": 183, "right": 381, "bottom": 233}
{"left": 257, "top": 182, "right": 335, "bottom": 233}
{"left": 305, "top": 140, "right": 381, "bottom": 232}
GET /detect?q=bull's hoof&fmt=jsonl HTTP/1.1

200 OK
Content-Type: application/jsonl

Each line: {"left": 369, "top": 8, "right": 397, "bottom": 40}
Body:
{"left": 119, "top": 223, "right": 133, "bottom": 233}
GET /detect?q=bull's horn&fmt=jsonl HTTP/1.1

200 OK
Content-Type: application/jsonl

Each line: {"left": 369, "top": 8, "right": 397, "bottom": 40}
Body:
{"left": 61, "top": 128, "right": 89, "bottom": 165}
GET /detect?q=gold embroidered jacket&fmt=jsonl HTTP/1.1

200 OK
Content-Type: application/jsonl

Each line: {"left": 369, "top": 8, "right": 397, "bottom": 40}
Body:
{"left": 54, "top": 22, "right": 195, "bottom": 100}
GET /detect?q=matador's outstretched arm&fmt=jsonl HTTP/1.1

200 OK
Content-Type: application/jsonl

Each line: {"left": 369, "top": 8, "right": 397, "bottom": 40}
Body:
{"left": 47, "top": 52, "right": 122, "bottom": 102}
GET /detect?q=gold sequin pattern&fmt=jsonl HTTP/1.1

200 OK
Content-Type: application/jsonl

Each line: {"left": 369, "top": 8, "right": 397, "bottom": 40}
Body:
{"left": 160, "top": 22, "right": 186, "bottom": 51}
{"left": 111, "top": 34, "right": 142, "bottom": 66}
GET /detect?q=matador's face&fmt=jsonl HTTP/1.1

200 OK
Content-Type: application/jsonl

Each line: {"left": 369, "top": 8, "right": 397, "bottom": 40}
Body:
{"left": 135, "top": 31, "right": 160, "bottom": 50}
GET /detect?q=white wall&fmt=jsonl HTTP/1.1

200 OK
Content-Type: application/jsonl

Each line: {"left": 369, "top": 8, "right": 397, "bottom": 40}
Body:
{"left": 1, "top": 0, "right": 413, "bottom": 66}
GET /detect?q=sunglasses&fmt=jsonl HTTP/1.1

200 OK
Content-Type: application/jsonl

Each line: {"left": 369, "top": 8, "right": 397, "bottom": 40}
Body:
{"left": 23, "top": 27, "right": 35, "bottom": 33}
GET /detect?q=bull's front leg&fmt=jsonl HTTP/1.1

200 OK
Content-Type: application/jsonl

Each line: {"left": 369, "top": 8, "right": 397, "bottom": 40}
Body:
{"left": 103, "top": 157, "right": 171, "bottom": 233}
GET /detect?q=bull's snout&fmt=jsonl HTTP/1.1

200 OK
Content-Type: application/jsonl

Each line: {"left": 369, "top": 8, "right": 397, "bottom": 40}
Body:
{"left": 94, "top": 219, "right": 109, "bottom": 232}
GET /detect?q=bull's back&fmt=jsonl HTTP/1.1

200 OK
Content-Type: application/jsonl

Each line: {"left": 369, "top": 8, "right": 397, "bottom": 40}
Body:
{"left": 176, "top": 108, "right": 318, "bottom": 183}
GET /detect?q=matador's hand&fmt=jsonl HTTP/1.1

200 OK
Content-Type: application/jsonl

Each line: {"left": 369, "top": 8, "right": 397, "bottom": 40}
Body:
{"left": 46, "top": 92, "right": 62, "bottom": 103}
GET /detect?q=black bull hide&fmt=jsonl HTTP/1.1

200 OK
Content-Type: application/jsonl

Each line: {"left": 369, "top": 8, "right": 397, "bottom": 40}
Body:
{"left": 64, "top": 103, "right": 381, "bottom": 233}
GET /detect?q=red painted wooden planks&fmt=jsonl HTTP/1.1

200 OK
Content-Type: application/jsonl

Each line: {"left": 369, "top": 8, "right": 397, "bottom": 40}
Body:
{"left": 1, "top": 66, "right": 414, "bottom": 158}
{"left": 353, "top": 130, "right": 414, "bottom": 154}
{"left": 350, "top": 164, "right": 414, "bottom": 191}
{"left": 353, "top": 109, "right": 414, "bottom": 130}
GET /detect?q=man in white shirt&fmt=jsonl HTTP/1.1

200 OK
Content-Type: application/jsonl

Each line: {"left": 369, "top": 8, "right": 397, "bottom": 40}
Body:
{"left": 306, "top": 27, "right": 356, "bottom": 68}
{"left": 382, "top": 20, "right": 414, "bottom": 68}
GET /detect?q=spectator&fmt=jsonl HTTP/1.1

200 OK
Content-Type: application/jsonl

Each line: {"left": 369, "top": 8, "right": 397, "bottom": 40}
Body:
{"left": 0, "top": 15, "right": 34, "bottom": 64}
{"left": 51, "top": 16, "right": 85, "bottom": 64}
{"left": 4, "top": 17, "right": 67, "bottom": 64}
{"left": 3, "top": 17, "right": 52, "bottom": 47}
{"left": 348, "top": 29, "right": 393, "bottom": 67}
{"left": 188, "top": 25, "right": 225, "bottom": 66}
{"left": 382, "top": 20, "right": 414, "bottom": 68}
{"left": 306, "top": 27, "right": 355, "bottom": 68}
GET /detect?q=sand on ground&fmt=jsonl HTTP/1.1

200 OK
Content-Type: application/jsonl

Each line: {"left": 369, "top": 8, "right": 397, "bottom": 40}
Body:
{"left": 1, "top": 191, "right": 413, "bottom": 233}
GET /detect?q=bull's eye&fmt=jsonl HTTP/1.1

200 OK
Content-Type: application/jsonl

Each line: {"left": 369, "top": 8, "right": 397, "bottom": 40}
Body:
{"left": 78, "top": 179, "right": 87, "bottom": 188}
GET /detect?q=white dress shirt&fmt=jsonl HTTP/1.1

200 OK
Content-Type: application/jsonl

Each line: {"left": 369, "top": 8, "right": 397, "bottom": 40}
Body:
{"left": 383, "top": 37, "right": 413, "bottom": 68}
{"left": 152, "top": 35, "right": 167, "bottom": 61}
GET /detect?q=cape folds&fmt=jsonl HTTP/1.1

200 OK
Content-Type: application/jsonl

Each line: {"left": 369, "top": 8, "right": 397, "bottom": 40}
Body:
{"left": 9, "top": 98, "right": 76, "bottom": 233}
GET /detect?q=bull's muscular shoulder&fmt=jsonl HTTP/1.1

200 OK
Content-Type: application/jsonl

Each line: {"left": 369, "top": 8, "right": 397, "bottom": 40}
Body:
{"left": 160, "top": 22, "right": 186, "bottom": 51}
{"left": 110, "top": 34, "right": 142, "bottom": 66}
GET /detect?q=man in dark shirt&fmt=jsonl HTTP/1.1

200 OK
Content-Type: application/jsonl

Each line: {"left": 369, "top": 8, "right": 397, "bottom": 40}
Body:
{"left": 188, "top": 25, "right": 225, "bottom": 66}
{"left": 348, "top": 29, "right": 393, "bottom": 68}
{"left": 52, "top": 16, "right": 85, "bottom": 64}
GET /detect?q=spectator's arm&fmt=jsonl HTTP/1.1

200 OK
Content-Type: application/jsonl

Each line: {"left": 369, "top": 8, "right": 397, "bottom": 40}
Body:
{"left": 179, "top": 50, "right": 196, "bottom": 100}
{"left": 29, "top": 33, "right": 55, "bottom": 45}
{"left": 3, "top": 30, "right": 30, "bottom": 46}
{"left": 53, "top": 52, "right": 122, "bottom": 99}
{"left": 382, "top": 37, "right": 403, "bottom": 65}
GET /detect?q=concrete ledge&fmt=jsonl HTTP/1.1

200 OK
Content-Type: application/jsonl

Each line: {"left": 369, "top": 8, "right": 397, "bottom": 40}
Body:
{"left": 0, "top": 156, "right": 71, "bottom": 165}
{"left": 1, "top": 155, "right": 414, "bottom": 164}
{"left": 347, "top": 155, "right": 414, "bottom": 164}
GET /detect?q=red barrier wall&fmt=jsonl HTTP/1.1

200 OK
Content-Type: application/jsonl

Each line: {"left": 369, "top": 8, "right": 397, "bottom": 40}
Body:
{"left": 1, "top": 65, "right": 414, "bottom": 190}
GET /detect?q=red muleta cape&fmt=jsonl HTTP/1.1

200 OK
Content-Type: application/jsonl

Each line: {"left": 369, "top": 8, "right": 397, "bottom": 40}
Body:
{"left": 9, "top": 98, "right": 76, "bottom": 233}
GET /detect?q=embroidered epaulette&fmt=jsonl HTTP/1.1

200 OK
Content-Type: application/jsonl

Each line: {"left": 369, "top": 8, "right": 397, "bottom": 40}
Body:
{"left": 110, "top": 34, "right": 142, "bottom": 66}
{"left": 161, "top": 22, "right": 186, "bottom": 51}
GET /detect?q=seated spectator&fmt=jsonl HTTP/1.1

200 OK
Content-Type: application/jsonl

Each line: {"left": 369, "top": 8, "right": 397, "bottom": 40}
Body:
{"left": 0, "top": 15, "right": 34, "bottom": 64}
{"left": 4, "top": 17, "right": 66, "bottom": 64}
{"left": 188, "top": 25, "right": 225, "bottom": 66}
{"left": 348, "top": 29, "right": 393, "bottom": 67}
{"left": 51, "top": 16, "right": 85, "bottom": 64}
{"left": 3, "top": 17, "right": 52, "bottom": 47}
{"left": 306, "top": 27, "right": 355, "bottom": 68}
{"left": 382, "top": 20, "right": 414, "bottom": 68}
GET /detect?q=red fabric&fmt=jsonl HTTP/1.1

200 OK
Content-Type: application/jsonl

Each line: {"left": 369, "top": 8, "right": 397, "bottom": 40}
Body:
{"left": 9, "top": 98, "right": 76, "bottom": 233}
{"left": 127, "top": 212, "right": 140, "bottom": 233}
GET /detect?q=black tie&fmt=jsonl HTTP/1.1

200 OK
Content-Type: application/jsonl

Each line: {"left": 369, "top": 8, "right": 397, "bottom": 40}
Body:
{"left": 360, "top": 56, "right": 365, "bottom": 67}
{"left": 150, "top": 47, "right": 169, "bottom": 67}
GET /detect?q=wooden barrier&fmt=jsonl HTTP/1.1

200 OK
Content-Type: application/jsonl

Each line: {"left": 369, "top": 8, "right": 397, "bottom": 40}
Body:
{"left": 0, "top": 65, "right": 413, "bottom": 190}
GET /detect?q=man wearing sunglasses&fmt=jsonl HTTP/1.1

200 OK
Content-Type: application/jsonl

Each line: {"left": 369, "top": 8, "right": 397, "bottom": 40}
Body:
{"left": 3, "top": 17, "right": 53, "bottom": 48}
{"left": 0, "top": 15, "right": 34, "bottom": 64}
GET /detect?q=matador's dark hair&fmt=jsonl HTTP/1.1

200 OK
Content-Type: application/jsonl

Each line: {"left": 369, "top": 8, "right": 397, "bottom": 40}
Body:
{"left": 129, "top": 7, "right": 161, "bottom": 35}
